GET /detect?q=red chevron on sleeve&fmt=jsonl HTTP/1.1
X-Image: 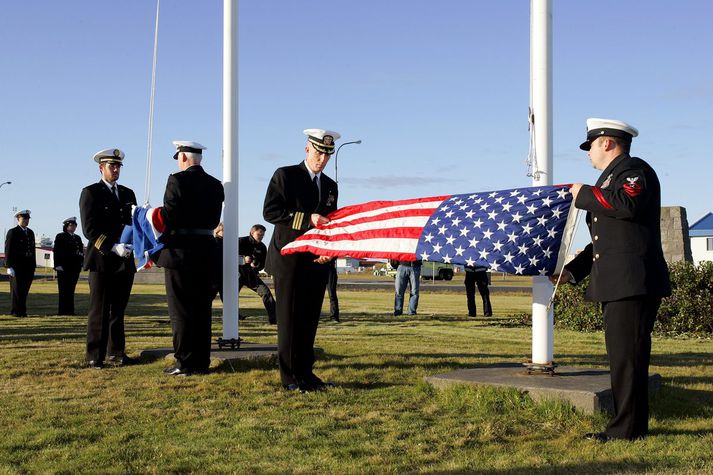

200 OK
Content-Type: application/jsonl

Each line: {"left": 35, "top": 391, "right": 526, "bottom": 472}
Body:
{"left": 623, "top": 182, "right": 642, "bottom": 197}
{"left": 591, "top": 187, "right": 613, "bottom": 209}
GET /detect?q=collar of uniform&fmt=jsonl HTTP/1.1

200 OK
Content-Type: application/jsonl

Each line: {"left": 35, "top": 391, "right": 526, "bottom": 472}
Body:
{"left": 303, "top": 160, "right": 321, "bottom": 182}
{"left": 101, "top": 178, "right": 118, "bottom": 191}
{"left": 598, "top": 153, "right": 630, "bottom": 183}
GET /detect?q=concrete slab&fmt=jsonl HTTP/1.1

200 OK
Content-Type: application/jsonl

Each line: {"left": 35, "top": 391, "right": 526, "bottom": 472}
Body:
{"left": 141, "top": 342, "right": 278, "bottom": 365}
{"left": 425, "top": 362, "right": 661, "bottom": 414}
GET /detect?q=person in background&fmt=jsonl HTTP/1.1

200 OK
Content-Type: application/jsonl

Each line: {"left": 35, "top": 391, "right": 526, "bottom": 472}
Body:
{"left": 156, "top": 141, "right": 224, "bottom": 377}
{"left": 5, "top": 209, "right": 36, "bottom": 318}
{"left": 79, "top": 148, "right": 137, "bottom": 369}
{"left": 212, "top": 222, "right": 224, "bottom": 303}
{"left": 464, "top": 265, "right": 492, "bottom": 318}
{"left": 551, "top": 118, "right": 670, "bottom": 442}
{"left": 391, "top": 259, "right": 422, "bottom": 316}
{"left": 325, "top": 260, "right": 340, "bottom": 322}
{"left": 263, "top": 128, "right": 340, "bottom": 393}
{"left": 53, "top": 216, "right": 85, "bottom": 315}
{"left": 238, "top": 224, "right": 276, "bottom": 324}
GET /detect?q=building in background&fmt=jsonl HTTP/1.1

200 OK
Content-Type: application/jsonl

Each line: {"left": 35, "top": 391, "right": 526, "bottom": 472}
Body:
{"left": 690, "top": 212, "right": 713, "bottom": 265}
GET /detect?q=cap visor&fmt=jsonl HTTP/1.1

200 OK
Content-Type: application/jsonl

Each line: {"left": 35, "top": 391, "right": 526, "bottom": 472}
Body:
{"left": 579, "top": 140, "right": 591, "bottom": 151}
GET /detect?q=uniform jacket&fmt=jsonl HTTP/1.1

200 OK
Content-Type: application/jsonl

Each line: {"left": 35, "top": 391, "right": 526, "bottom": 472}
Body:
{"left": 238, "top": 235, "right": 268, "bottom": 272}
{"left": 53, "top": 232, "right": 85, "bottom": 273}
{"left": 263, "top": 162, "right": 338, "bottom": 278}
{"left": 565, "top": 153, "right": 671, "bottom": 302}
{"left": 154, "top": 165, "right": 224, "bottom": 270}
{"left": 79, "top": 181, "right": 137, "bottom": 273}
{"left": 4, "top": 226, "right": 36, "bottom": 270}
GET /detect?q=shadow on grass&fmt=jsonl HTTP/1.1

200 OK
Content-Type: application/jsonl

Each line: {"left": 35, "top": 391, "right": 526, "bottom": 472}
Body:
{"left": 428, "top": 461, "right": 654, "bottom": 475}
{"left": 651, "top": 383, "right": 713, "bottom": 420}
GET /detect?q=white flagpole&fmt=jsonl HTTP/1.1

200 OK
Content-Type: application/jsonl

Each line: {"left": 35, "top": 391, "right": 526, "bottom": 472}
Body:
{"left": 530, "top": 0, "right": 554, "bottom": 368}
{"left": 222, "top": 0, "right": 239, "bottom": 341}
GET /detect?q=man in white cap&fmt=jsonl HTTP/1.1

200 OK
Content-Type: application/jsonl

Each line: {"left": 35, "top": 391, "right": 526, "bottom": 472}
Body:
{"left": 52, "top": 216, "right": 85, "bottom": 315}
{"left": 79, "top": 148, "right": 138, "bottom": 368}
{"left": 263, "top": 128, "right": 340, "bottom": 392}
{"left": 154, "top": 141, "right": 224, "bottom": 376}
{"left": 4, "top": 210, "right": 36, "bottom": 317}
{"left": 552, "top": 118, "right": 671, "bottom": 441}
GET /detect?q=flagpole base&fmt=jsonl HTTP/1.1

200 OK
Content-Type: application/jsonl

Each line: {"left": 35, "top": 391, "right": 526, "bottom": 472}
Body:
{"left": 523, "top": 360, "right": 557, "bottom": 376}
{"left": 216, "top": 337, "right": 242, "bottom": 350}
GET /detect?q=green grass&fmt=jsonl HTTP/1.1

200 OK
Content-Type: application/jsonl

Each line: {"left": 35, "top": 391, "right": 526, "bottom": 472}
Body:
{"left": 1, "top": 281, "right": 712, "bottom": 474}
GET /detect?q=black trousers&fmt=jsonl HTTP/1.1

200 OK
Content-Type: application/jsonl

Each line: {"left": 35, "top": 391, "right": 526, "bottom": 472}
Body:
{"left": 464, "top": 271, "right": 492, "bottom": 316}
{"left": 10, "top": 267, "right": 34, "bottom": 316}
{"left": 602, "top": 296, "right": 660, "bottom": 440}
{"left": 239, "top": 267, "right": 276, "bottom": 322}
{"left": 165, "top": 267, "right": 214, "bottom": 371}
{"left": 86, "top": 270, "right": 134, "bottom": 362}
{"left": 326, "top": 263, "right": 339, "bottom": 319}
{"left": 57, "top": 270, "right": 80, "bottom": 315}
{"left": 273, "top": 263, "right": 328, "bottom": 386}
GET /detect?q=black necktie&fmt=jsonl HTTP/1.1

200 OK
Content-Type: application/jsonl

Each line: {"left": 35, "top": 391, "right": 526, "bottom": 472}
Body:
{"left": 111, "top": 185, "right": 118, "bottom": 200}
{"left": 313, "top": 175, "right": 320, "bottom": 200}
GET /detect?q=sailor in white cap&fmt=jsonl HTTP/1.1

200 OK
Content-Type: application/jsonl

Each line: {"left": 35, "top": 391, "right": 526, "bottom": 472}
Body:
{"left": 53, "top": 216, "right": 85, "bottom": 315}
{"left": 5, "top": 209, "right": 36, "bottom": 317}
{"left": 262, "top": 128, "right": 341, "bottom": 392}
{"left": 552, "top": 118, "right": 670, "bottom": 442}
{"left": 154, "top": 140, "right": 224, "bottom": 376}
{"left": 79, "top": 147, "right": 138, "bottom": 368}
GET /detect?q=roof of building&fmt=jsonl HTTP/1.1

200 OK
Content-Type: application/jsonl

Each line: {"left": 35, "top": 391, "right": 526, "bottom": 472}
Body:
{"left": 690, "top": 212, "right": 713, "bottom": 237}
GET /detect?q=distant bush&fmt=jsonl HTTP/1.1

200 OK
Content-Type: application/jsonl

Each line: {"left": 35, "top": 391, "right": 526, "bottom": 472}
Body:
{"left": 553, "top": 261, "right": 713, "bottom": 335}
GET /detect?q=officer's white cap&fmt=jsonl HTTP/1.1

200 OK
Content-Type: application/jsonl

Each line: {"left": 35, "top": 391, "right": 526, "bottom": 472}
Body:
{"left": 63, "top": 216, "right": 77, "bottom": 225}
{"left": 172, "top": 141, "right": 206, "bottom": 159}
{"left": 580, "top": 118, "right": 639, "bottom": 151}
{"left": 303, "top": 129, "right": 341, "bottom": 154}
{"left": 93, "top": 148, "right": 125, "bottom": 164}
{"left": 15, "top": 209, "right": 31, "bottom": 218}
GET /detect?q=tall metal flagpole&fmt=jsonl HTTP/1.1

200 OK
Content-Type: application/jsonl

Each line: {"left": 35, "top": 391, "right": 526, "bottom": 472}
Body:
{"left": 222, "top": 0, "right": 240, "bottom": 342}
{"left": 530, "top": 0, "right": 554, "bottom": 369}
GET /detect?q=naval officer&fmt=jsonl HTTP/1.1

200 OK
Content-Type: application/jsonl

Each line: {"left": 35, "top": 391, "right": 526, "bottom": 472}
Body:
{"left": 156, "top": 141, "right": 224, "bottom": 376}
{"left": 53, "top": 216, "right": 85, "bottom": 315}
{"left": 5, "top": 210, "right": 36, "bottom": 317}
{"left": 263, "top": 128, "right": 340, "bottom": 392}
{"left": 552, "top": 118, "right": 671, "bottom": 441}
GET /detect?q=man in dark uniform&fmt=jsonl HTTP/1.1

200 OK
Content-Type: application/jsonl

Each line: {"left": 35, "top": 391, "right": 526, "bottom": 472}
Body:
{"left": 5, "top": 210, "right": 36, "bottom": 317}
{"left": 552, "top": 118, "right": 671, "bottom": 442}
{"left": 156, "top": 141, "right": 224, "bottom": 376}
{"left": 464, "top": 265, "right": 492, "bottom": 317}
{"left": 80, "top": 148, "right": 137, "bottom": 369}
{"left": 263, "top": 128, "right": 340, "bottom": 392}
{"left": 53, "top": 216, "right": 85, "bottom": 315}
{"left": 238, "top": 224, "right": 276, "bottom": 324}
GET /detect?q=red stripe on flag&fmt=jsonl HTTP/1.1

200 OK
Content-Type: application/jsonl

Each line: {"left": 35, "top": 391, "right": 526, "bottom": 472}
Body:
{"left": 321, "top": 208, "right": 436, "bottom": 229}
{"left": 591, "top": 187, "right": 613, "bottom": 209}
{"left": 325, "top": 195, "right": 449, "bottom": 221}
{"left": 151, "top": 206, "right": 167, "bottom": 233}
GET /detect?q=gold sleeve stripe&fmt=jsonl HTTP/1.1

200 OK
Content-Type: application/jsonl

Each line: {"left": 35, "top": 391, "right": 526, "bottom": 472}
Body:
{"left": 95, "top": 234, "right": 107, "bottom": 250}
{"left": 292, "top": 211, "right": 304, "bottom": 230}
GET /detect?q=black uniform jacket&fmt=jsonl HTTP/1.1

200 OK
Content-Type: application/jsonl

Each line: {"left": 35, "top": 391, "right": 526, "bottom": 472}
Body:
{"left": 565, "top": 153, "right": 671, "bottom": 302}
{"left": 239, "top": 235, "right": 268, "bottom": 272}
{"left": 154, "top": 165, "right": 224, "bottom": 270}
{"left": 79, "top": 181, "right": 137, "bottom": 273}
{"left": 263, "top": 162, "right": 338, "bottom": 278}
{"left": 53, "top": 232, "right": 85, "bottom": 273}
{"left": 5, "top": 226, "right": 36, "bottom": 270}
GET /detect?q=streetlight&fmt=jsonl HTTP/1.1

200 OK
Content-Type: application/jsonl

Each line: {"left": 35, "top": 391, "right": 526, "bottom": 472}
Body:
{"left": 334, "top": 140, "right": 362, "bottom": 184}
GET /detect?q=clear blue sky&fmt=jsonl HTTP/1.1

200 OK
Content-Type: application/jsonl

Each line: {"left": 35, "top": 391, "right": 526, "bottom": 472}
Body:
{"left": 1, "top": 0, "right": 711, "bottom": 251}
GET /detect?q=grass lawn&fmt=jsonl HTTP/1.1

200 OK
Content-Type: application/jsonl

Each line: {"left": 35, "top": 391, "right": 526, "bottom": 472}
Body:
{"left": 1, "top": 280, "right": 712, "bottom": 474}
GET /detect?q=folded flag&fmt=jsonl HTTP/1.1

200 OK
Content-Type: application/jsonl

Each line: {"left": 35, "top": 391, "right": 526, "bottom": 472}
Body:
{"left": 120, "top": 206, "right": 166, "bottom": 270}
{"left": 281, "top": 185, "right": 576, "bottom": 276}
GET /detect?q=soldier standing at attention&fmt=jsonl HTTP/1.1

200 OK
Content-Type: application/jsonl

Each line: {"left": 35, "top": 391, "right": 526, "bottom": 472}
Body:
{"left": 552, "top": 118, "right": 670, "bottom": 442}
{"left": 263, "top": 128, "right": 340, "bottom": 393}
{"left": 80, "top": 148, "right": 137, "bottom": 369}
{"left": 5, "top": 210, "right": 36, "bottom": 318}
{"left": 238, "top": 224, "right": 276, "bottom": 324}
{"left": 53, "top": 216, "right": 85, "bottom": 315}
{"left": 156, "top": 141, "right": 224, "bottom": 376}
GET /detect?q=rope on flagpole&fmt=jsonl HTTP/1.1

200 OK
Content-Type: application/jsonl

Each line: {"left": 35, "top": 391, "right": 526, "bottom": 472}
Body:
{"left": 526, "top": 107, "right": 541, "bottom": 180}
{"left": 144, "top": 0, "right": 160, "bottom": 205}
{"left": 547, "top": 207, "right": 582, "bottom": 311}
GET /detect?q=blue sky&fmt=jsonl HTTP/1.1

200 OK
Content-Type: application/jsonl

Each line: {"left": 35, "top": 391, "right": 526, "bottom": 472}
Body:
{"left": 1, "top": 0, "right": 711, "bottom": 251}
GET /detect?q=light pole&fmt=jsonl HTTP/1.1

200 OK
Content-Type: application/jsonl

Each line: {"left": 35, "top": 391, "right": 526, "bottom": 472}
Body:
{"left": 334, "top": 140, "right": 362, "bottom": 184}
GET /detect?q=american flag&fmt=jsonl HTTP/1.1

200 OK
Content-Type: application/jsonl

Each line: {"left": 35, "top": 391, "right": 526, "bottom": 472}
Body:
{"left": 281, "top": 185, "right": 576, "bottom": 276}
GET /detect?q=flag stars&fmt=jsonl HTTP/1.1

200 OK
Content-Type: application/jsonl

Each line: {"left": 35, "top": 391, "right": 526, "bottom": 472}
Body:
{"left": 507, "top": 231, "right": 518, "bottom": 243}
{"left": 468, "top": 237, "right": 480, "bottom": 248}
{"left": 518, "top": 243, "right": 529, "bottom": 254}
{"left": 445, "top": 234, "right": 456, "bottom": 245}
{"left": 547, "top": 228, "right": 558, "bottom": 238}
{"left": 489, "top": 261, "right": 500, "bottom": 272}
{"left": 455, "top": 246, "right": 465, "bottom": 256}
{"left": 420, "top": 252, "right": 430, "bottom": 260}
{"left": 532, "top": 236, "right": 544, "bottom": 247}
{"left": 510, "top": 190, "right": 520, "bottom": 197}
{"left": 465, "top": 257, "right": 475, "bottom": 266}
{"left": 465, "top": 210, "right": 475, "bottom": 219}
{"left": 473, "top": 218, "right": 484, "bottom": 228}
{"left": 528, "top": 255, "right": 540, "bottom": 267}
{"left": 488, "top": 210, "right": 498, "bottom": 220}
{"left": 451, "top": 217, "right": 462, "bottom": 227}
{"left": 511, "top": 212, "right": 523, "bottom": 223}
{"left": 552, "top": 207, "right": 563, "bottom": 219}
{"left": 541, "top": 196, "right": 553, "bottom": 207}
{"left": 479, "top": 249, "right": 490, "bottom": 259}
{"left": 482, "top": 229, "right": 494, "bottom": 240}
{"left": 445, "top": 210, "right": 454, "bottom": 218}
{"left": 459, "top": 226, "right": 470, "bottom": 237}
{"left": 432, "top": 217, "right": 441, "bottom": 226}
{"left": 514, "top": 264, "right": 525, "bottom": 274}
{"left": 424, "top": 233, "right": 434, "bottom": 243}
{"left": 517, "top": 195, "right": 527, "bottom": 204}
{"left": 537, "top": 216, "right": 548, "bottom": 227}
{"left": 443, "top": 254, "right": 452, "bottom": 264}
{"left": 543, "top": 247, "right": 553, "bottom": 258}
{"left": 496, "top": 220, "right": 507, "bottom": 231}
{"left": 492, "top": 240, "right": 504, "bottom": 251}
{"left": 526, "top": 203, "right": 538, "bottom": 215}
{"left": 480, "top": 202, "right": 490, "bottom": 211}
{"left": 503, "top": 252, "right": 515, "bottom": 263}
{"left": 501, "top": 202, "right": 513, "bottom": 212}
{"left": 557, "top": 188, "right": 569, "bottom": 200}
{"left": 522, "top": 223, "right": 533, "bottom": 234}
{"left": 432, "top": 243, "right": 443, "bottom": 253}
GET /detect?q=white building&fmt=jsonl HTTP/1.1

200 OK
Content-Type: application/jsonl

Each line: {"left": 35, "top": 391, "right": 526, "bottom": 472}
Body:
{"left": 336, "top": 257, "right": 360, "bottom": 273}
{"left": 690, "top": 212, "right": 713, "bottom": 265}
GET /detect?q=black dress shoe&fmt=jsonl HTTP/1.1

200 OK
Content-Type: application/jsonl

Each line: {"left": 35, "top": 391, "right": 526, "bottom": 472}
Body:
{"left": 164, "top": 366, "right": 208, "bottom": 376}
{"left": 268, "top": 318, "right": 277, "bottom": 325}
{"left": 330, "top": 314, "right": 340, "bottom": 322}
{"left": 583, "top": 432, "right": 613, "bottom": 442}
{"left": 484, "top": 312, "right": 493, "bottom": 317}
{"left": 107, "top": 355, "right": 140, "bottom": 366}
{"left": 86, "top": 360, "right": 103, "bottom": 369}
{"left": 306, "top": 373, "right": 335, "bottom": 389}
{"left": 283, "top": 381, "right": 317, "bottom": 393}
{"left": 238, "top": 313, "right": 247, "bottom": 320}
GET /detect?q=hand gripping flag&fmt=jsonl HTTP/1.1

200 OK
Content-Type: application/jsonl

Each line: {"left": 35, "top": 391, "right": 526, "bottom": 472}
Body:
{"left": 120, "top": 205, "right": 166, "bottom": 270}
{"left": 281, "top": 185, "right": 577, "bottom": 276}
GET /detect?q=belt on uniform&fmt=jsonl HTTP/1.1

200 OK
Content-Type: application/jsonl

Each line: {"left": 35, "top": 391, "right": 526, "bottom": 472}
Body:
{"left": 170, "top": 228, "right": 214, "bottom": 236}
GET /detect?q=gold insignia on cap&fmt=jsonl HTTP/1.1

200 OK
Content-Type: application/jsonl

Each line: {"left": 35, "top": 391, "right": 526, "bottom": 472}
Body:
{"left": 113, "top": 149, "right": 121, "bottom": 157}
{"left": 323, "top": 135, "right": 333, "bottom": 146}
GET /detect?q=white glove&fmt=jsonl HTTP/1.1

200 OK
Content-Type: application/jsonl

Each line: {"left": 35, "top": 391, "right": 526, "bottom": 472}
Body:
{"left": 7, "top": 268, "right": 15, "bottom": 277}
{"left": 111, "top": 243, "right": 134, "bottom": 258}
{"left": 56, "top": 266, "right": 64, "bottom": 272}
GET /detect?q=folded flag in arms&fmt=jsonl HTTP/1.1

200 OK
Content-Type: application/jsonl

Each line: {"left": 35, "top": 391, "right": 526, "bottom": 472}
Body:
{"left": 281, "top": 185, "right": 576, "bottom": 276}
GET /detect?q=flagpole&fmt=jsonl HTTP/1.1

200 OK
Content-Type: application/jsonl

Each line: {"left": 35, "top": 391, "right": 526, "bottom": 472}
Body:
{"left": 530, "top": 0, "right": 554, "bottom": 371}
{"left": 221, "top": 0, "right": 240, "bottom": 345}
